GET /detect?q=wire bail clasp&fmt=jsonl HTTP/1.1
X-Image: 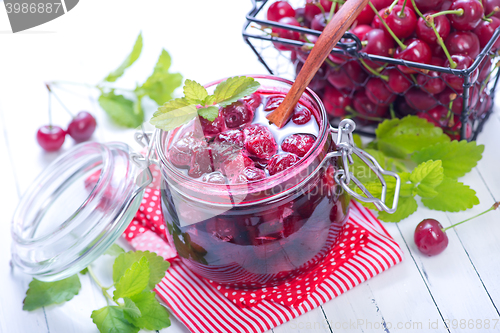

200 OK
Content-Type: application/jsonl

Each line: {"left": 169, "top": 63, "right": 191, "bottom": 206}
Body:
{"left": 332, "top": 119, "right": 400, "bottom": 214}
{"left": 130, "top": 125, "right": 158, "bottom": 197}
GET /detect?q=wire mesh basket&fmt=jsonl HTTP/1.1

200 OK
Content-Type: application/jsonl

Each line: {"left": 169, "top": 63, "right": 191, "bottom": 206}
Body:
{"left": 242, "top": 0, "right": 500, "bottom": 140}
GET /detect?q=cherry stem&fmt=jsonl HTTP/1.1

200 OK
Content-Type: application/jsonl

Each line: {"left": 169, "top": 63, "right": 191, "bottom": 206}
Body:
{"left": 48, "top": 89, "right": 53, "bottom": 128}
{"left": 410, "top": 0, "right": 457, "bottom": 69}
{"left": 325, "top": 57, "right": 339, "bottom": 68}
{"left": 315, "top": 0, "right": 327, "bottom": 16}
{"left": 486, "top": 7, "right": 500, "bottom": 18}
{"left": 359, "top": 58, "right": 389, "bottom": 81}
{"left": 431, "top": 9, "right": 464, "bottom": 18}
{"left": 398, "top": 0, "right": 407, "bottom": 17}
{"left": 442, "top": 202, "right": 500, "bottom": 232}
{"left": 328, "top": 0, "right": 337, "bottom": 22}
{"left": 369, "top": 1, "right": 407, "bottom": 50}
{"left": 390, "top": 103, "right": 396, "bottom": 118}
{"left": 388, "top": 0, "right": 399, "bottom": 12}
{"left": 50, "top": 88, "right": 75, "bottom": 118}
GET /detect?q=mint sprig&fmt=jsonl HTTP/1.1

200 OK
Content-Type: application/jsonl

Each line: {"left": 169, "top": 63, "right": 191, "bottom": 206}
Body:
{"left": 23, "top": 250, "right": 171, "bottom": 333}
{"left": 150, "top": 76, "right": 260, "bottom": 131}
{"left": 353, "top": 115, "right": 484, "bottom": 222}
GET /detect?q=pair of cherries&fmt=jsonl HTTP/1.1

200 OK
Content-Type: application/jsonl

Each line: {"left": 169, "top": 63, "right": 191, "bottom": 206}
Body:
{"left": 37, "top": 111, "right": 97, "bottom": 152}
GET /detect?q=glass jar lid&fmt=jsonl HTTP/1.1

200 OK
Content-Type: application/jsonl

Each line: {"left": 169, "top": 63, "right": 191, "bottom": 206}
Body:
{"left": 11, "top": 141, "right": 150, "bottom": 281}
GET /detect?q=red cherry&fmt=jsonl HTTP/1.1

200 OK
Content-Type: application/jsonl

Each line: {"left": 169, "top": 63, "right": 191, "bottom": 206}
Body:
{"left": 410, "top": 0, "right": 446, "bottom": 12}
{"left": 445, "top": 31, "right": 480, "bottom": 59}
{"left": 478, "top": 57, "right": 493, "bottom": 83}
{"left": 416, "top": 11, "right": 451, "bottom": 45}
{"left": 323, "top": 85, "right": 351, "bottom": 117}
{"left": 281, "top": 134, "right": 316, "bottom": 157}
{"left": 67, "top": 111, "right": 97, "bottom": 142}
{"left": 365, "top": 78, "right": 396, "bottom": 105}
{"left": 449, "top": 0, "right": 483, "bottom": 31}
{"left": 221, "top": 100, "right": 254, "bottom": 128}
{"left": 417, "top": 57, "right": 446, "bottom": 95}
{"left": 352, "top": 89, "right": 389, "bottom": 118}
{"left": 438, "top": 88, "right": 479, "bottom": 115}
{"left": 36, "top": 125, "right": 66, "bottom": 151}
{"left": 385, "top": 69, "right": 413, "bottom": 94}
{"left": 394, "top": 38, "right": 432, "bottom": 74}
{"left": 443, "top": 54, "right": 478, "bottom": 91}
{"left": 405, "top": 88, "right": 438, "bottom": 111}
{"left": 243, "top": 124, "right": 278, "bottom": 162}
{"left": 267, "top": 1, "right": 296, "bottom": 21}
{"left": 327, "top": 61, "right": 368, "bottom": 90}
{"left": 353, "top": 3, "right": 375, "bottom": 25}
{"left": 473, "top": 17, "right": 500, "bottom": 51}
{"left": 414, "top": 219, "right": 449, "bottom": 256}
{"left": 272, "top": 17, "right": 301, "bottom": 51}
{"left": 266, "top": 153, "right": 300, "bottom": 176}
{"left": 304, "top": 0, "right": 322, "bottom": 21}
{"left": 292, "top": 105, "right": 313, "bottom": 124}
{"left": 361, "top": 28, "right": 395, "bottom": 68}
{"left": 350, "top": 24, "right": 373, "bottom": 41}
{"left": 311, "top": 13, "right": 328, "bottom": 31}
{"left": 382, "top": 5, "right": 418, "bottom": 39}
{"left": 483, "top": 0, "right": 500, "bottom": 18}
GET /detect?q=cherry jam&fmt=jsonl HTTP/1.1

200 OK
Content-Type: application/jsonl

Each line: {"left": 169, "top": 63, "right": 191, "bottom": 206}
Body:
{"left": 160, "top": 79, "right": 349, "bottom": 288}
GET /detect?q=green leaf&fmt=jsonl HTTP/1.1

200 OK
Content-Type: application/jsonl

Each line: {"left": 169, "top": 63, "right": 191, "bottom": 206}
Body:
{"left": 113, "top": 256, "right": 150, "bottom": 301}
{"left": 376, "top": 116, "right": 450, "bottom": 158}
{"left": 411, "top": 140, "right": 485, "bottom": 179}
{"left": 410, "top": 160, "right": 444, "bottom": 199}
{"left": 105, "top": 244, "right": 125, "bottom": 257}
{"left": 197, "top": 106, "right": 219, "bottom": 122}
{"left": 184, "top": 79, "right": 208, "bottom": 104}
{"left": 125, "top": 292, "right": 171, "bottom": 330}
{"left": 421, "top": 177, "right": 479, "bottom": 212}
{"left": 138, "top": 49, "right": 183, "bottom": 105}
{"left": 213, "top": 76, "right": 260, "bottom": 107}
{"left": 378, "top": 196, "right": 418, "bottom": 222}
{"left": 80, "top": 268, "right": 88, "bottom": 275}
{"left": 122, "top": 298, "right": 141, "bottom": 319}
{"left": 150, "top": 98, "right": 197, "bottom": 131}
{"left": 23, "top": 275, "right": 81, "bottom": 311}
{"left": 91, "top": 306, "right": 139, "bottom": 333}
{"left": 353, "top": 134, "right": 363, "bottom": 148}
{"left": 104, "top": 33, "right": 143, "bottom": 82}
{"left": 98, "top": 91, "right": 143, "bottom": 128}
{"left": 113, "top": 251, "right": 170, "bottom": 290}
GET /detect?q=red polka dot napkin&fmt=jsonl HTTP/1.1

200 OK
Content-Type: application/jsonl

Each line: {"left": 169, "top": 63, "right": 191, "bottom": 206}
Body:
{"left": 122, "top": 165, "right": 404, "bottom": 333}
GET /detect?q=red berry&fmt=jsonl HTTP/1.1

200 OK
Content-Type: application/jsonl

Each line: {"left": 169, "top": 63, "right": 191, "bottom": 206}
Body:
{"left": 241, "top": 93, "right": 262, "bottom": 111}
{"left": 36, "top": 125, "right": 66, "bottom": 151}
{"left": 272, "top": 17, "right": 301, "bottom": 51}
{"left": 405, "top": 88, "right": 438, "bottom": 111}
{"left": 304, "top": 0, "right": 322, "bottom": 21}
{"left": 411, "top": 0, "right": 445, "bottom": 12}
{"left": 361, "top": 29, "right": 395, "bottom": 68}
{"left": 443, "top": 54, "right": 478, "bottom": 91}
{"left": 445, "top": 31, "right": 480, "bottom": 59}
{"left": 67, "top": 111, "right": 96, "bottom": 142}
{"left": 323, "top": 85, "right": 351, "bottom": 117}
{"left": 188, "top": 146, "right": 214, "bottom": 178}
{"left": 199, "top": 113, "right": 225, "bottom": 137}
{"left": 243, "top": 124, "right": 278, "bottom": 162}
{"left": 449, "top": 0, "right": 483, "bottom": 30}
{"left": 473, "top": 17, "right": 500, "bottom": 51}
{"left": 484, "top": 0, "right": 500, "bottom": 19}
{"left": 353, "top": 89, "right": 389, "bottom": 118}
{"left": 221, "top": 100, "right": 254, "bottom": 128}
{"left": 327, "top": 61, "right": 368, "bottom": 90}
{"left": 235, "top": 167, "right": 266, "bottom": 183}
{"left": 266, "top": 153, "right": 301, "bottom": 176}
{"left": 311, "top": 13, "right": 328, "bottom": 31}
{"left": 385, "top": 69, "right": 413, "bottom": 94}
{"left": 350, "top": 24, "right": 373, "bottom": 41}
{"left": 394, "top": 38, "right": 432, "bottom": 74}
{"left": 267, "top": 1, "right": 296, "bottom": 21}
{"left": 366, "top": 78, "right": 396, "bottom": 105}
{"left": 416, "top": 11, "right": 451, "bottom": 45}
{"left": 281, "top": 134, "right": 316, "bottom": 157}
{"left": 417, "top": 57, "right": 446, "bottom": 95}
{"left": 382, "top": 5, "right": 418, "bottom": 39}
{"left": 414, "top": 219, "right": 449, "bottom": 256}
{"left": 264, "top": 95, "right": 285, "bottom": 112}
{"left": 292, "top": 105, "right": 312, "bottom": 124}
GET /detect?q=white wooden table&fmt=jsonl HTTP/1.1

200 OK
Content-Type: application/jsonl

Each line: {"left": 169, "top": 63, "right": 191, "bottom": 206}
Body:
{"left": 1, "top": 1, "right": 500, "bottom": 332}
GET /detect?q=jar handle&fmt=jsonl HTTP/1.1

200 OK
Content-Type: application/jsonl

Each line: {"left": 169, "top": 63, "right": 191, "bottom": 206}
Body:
{"left": 130, "top": 125, "right": 158, "bottom": 197}
{"left": 331, "top": 119, "right": 401, "bottom": 214}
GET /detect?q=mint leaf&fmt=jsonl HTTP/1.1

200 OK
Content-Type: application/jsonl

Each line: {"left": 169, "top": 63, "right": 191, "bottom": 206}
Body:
{"left": 23, "top": 275, "right": 81, "bottom": 311}
{"left": 410, "top": 160, "right": 444, "bottom": 199}
{"left": 80, "top": 268, "right": 88, "bottom": 275}
{"left": 122, "top": 298, "right": 141, "bottom": 319}
{"left": 150, "top": 98, "right": 197, "bottom": 131}
{"left": 213, "top": 76, "right": 260, "bottom": 107}
{"left": 113, "top": 251, "right": 170, "bottom": 290}
{"left": 113, "top": 256, "right": 150, "bottom": 301}
{"left": 197, "top": 106, "right": 219, "bottom": 122}
{"left": 138, "top": 49, "right": 183, "bottom": 105}
{"left": 421, "top": 177, "right": 479, "bottom": 212}
{"left": 411, "top": 140, "right": 485, "bottom": 179}
{"left": 105, "top": 33, "right": 143, "bottom": 82}
{"left": 378, "top": 196, "right": 418, "bottom": 222}
{"left": 98, "top": 91, "right": 143, "bottom": 128}
{"left": 353, "top": 134, "right": 363, "bottom": 148}
{"left": 125, "top": 292, "right": 171, "bottom": 330}
{"left": 91, "top": 306, "right": 139, "bottom": 333}
{"left": 376, "top": 116, "right": 450, "bottom": 158}
{"left": 184, "top": 79, "right": 208, "bottom": 104}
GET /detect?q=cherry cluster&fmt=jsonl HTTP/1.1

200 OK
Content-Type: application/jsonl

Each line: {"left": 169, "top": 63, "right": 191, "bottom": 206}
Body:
{"left": 266, "top": 0, "right": 500, "bottom": 139}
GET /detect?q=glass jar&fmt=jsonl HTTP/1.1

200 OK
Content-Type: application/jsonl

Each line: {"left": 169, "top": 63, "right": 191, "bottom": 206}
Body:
{"left": 156, "top": 75, "right": 399, "bottom": 288}
{"left": 10, "top": 75, "right": 399, "bottom": 285}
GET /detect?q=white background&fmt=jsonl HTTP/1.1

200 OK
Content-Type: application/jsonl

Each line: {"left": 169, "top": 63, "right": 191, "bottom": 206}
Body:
{"left": 1, "top": 1, "right": 500, "bottom": 332}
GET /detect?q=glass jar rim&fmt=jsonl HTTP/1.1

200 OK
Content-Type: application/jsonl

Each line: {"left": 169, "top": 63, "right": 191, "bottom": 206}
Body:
{"left": 155, "top": 74, "right": 331, "bottom": 202}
